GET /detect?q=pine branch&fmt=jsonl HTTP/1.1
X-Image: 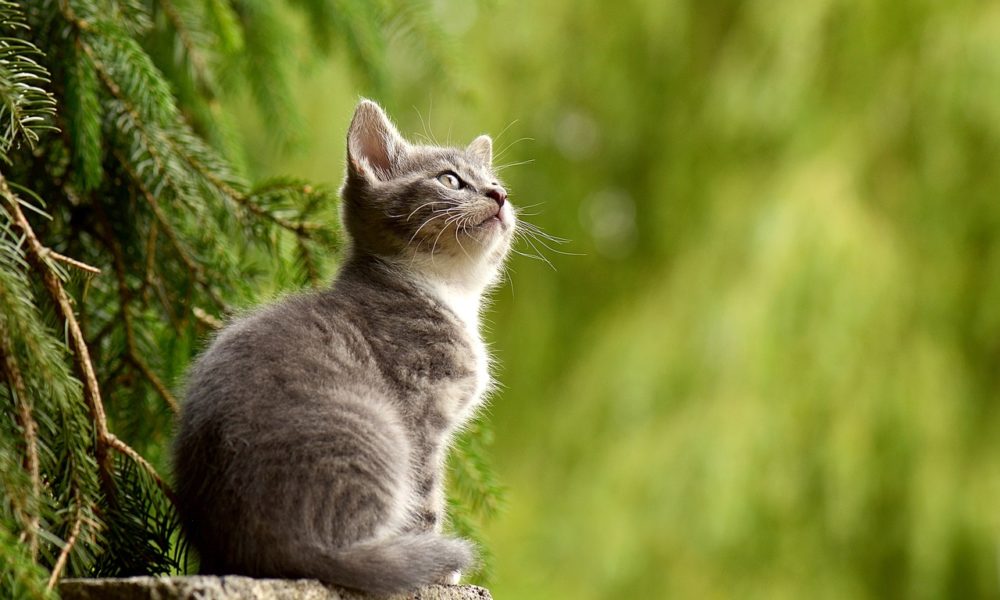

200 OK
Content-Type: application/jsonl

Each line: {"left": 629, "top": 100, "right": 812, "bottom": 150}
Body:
{"left": 112, "top": 147, "right": 229, "bottom": 313}
{"left": 140, "top": 222, "right": 158, "bottom": 303}
{"left": 45, "top": 496, "right": 82, "bottom": 591}
{"left": 40, "top": 249, "right": 100, "bottom": 275}
{"left": 155, "top": 0, "right": 218, "bottom": 95}
{"left": 229, "top": 0, "right": 301, "bottom": 140}
{"left": 0, "top": 0, "right": 472, "bottom": 586}
{"left": 0, "top": 172, "right": 113, "bottom": 490}
{"left": 0, "top": 170, "right": 175, "bottom": 520}
{"left": 98, "top": 207, "right": 179, "bottom": 414}
{"left": 0, "top": 0, "right": 57, "bottom": 152}
{"left": 64, "top": 40, "right": 103, "bottom": 192}
{"left": 0, "top": 328, "right": 40, "bottom": 561}
{"left": 103, "top": 433, "right": 174, "bottom": 502}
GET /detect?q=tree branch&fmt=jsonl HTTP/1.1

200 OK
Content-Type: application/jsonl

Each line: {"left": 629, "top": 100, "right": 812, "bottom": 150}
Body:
{"left": 45, "top": 499, "right": 82, "bottom": 591}
{"left": 104, "top": 433, "right": 176, "bottom": 503}
{"left": 156, "top": 0, "right": 216, "bottom": 94}
{"left": 140, "top": 221, "right": 158, "bottom": 304}
{"left": 112, "top": 148, "right": 229, "bottom": 313}
{"left": 0, "top": 170, "right": 176, "bottom": 529}
{"left": 97, "top": 208, "right": 180, "bottom": 414}
{"left": 0, "top": 171, "right": 113, "bottom": 486}
{"left": 42, "top": 249, "right": 102, "bottom": 275}
{"left": 0, "top": 328, "right": 40, "bottom": 561}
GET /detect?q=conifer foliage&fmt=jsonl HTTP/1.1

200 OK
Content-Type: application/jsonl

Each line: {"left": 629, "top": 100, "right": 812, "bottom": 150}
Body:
{"left": 0, "top": 1, "right": 497, "bottom": 596}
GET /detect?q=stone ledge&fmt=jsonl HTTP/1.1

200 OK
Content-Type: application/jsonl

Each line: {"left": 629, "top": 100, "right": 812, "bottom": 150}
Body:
{"left": 59, "top": 576, "right": 492, "bottom": 600}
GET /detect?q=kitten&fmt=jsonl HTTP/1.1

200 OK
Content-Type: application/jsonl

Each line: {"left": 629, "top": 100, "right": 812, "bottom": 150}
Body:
{"left": 172, "top": 99, "right": 514, "bottom": 594}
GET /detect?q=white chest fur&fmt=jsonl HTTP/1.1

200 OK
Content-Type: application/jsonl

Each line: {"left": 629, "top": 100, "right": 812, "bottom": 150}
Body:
{"left": 424, "top": 279, "right": 493, "bottom": 423}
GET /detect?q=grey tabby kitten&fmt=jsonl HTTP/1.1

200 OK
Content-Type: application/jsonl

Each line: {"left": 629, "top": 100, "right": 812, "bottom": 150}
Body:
{"left": 172, "top": 99, "right": 514, "bottom": 594}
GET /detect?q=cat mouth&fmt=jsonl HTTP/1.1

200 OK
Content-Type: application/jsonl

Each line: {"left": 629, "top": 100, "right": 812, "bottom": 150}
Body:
{"left": 477, "top": 210, "right": 505, "bottom": 228}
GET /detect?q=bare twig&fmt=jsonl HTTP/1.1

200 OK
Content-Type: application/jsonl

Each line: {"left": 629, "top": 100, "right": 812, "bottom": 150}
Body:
{"left": 141, "top": 221, "right": 158, "bottom": 304}
{"left": 98, "top": 210, "right": 180, "bottom": 414}
{"left": 153, "top": 273, "right": 183, "bottom": 331}
{"left": 43, "top": 249, "right": 102, "bottom": 275}
{"left": 45, "top": 501, "right": 82, "bottom": 591}
{"left": 193, "top": 306, "right": 223, "bottom": 329}
{"left": 132, "top": 355, "right": 180, "bottom": 412}
{"left": 0, "top": 328, "right": 40, "bottom": 560}
{"left": 104, "top": 433, "right": 176, "bottom": 503}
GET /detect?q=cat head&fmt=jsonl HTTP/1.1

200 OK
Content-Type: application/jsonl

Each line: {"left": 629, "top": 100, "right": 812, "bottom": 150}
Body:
{"left": 340, "top": 99, "right": 514, "bottom": 290}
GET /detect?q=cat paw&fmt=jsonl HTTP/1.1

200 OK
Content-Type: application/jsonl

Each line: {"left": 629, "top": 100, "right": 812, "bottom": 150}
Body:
{"left": 438, "top": 570, "right": 461, "bottom": 585}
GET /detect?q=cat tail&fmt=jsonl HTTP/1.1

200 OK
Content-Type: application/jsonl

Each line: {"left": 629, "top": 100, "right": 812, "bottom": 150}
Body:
{"left": 298, "top": 533, "right": 475, "bottom": 595}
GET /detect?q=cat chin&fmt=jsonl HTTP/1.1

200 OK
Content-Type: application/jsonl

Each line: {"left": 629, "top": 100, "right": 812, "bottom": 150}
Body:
{"left": 402, "top": 233, "right": 511, "bottom": 291}
{"left": 469, "top": 211, "right": 515, "bottom": 243}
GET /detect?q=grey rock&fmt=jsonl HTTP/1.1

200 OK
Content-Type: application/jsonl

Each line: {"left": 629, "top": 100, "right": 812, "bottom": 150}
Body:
{"left": 59, "top": 577, "right": 492, "bottom": 600}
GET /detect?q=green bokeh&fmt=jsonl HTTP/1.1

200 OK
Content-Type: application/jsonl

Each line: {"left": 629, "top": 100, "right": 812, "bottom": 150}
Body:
{"left": 238, "top": 1, "right": 1000, "bottom": 597}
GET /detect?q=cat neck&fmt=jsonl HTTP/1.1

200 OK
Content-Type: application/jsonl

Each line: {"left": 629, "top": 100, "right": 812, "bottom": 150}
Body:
{"left": 341, "top": 251, "right": 491, "bottom": 330}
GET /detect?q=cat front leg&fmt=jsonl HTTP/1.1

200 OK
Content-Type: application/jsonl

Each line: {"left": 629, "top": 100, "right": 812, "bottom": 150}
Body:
{"left": 437, "top": 570, "right": 462, "bottom": 585}
{"left": 408, "top": 470, "right": 446, "bottom": 533}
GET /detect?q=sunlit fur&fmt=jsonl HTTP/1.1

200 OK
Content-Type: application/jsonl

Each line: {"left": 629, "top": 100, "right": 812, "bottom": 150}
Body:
{"left": 341, "top": 118, "right": 515, "bottom": 300}
{"left": 173, "top": 100, "right": 516, "bottom": 595}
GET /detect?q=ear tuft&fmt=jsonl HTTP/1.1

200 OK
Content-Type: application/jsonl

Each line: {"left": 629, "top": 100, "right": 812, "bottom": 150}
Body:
{"left": 467, "top": 134, "right": 493, "bottom": 166}
{"left": 347, "top": 99, "right": 407, "bottom": 179}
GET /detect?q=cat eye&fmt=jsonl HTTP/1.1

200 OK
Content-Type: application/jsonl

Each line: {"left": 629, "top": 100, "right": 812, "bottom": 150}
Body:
{"left": 436, "top": 172, "right": 464, "bottom": 190}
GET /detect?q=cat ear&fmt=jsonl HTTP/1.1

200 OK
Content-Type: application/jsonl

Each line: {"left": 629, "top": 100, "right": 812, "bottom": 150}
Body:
{"left": 467, "top": 134, "right": 493, "bottom": 166}
{"left": 347, "top": 99, "right": 407, "bottom": 180}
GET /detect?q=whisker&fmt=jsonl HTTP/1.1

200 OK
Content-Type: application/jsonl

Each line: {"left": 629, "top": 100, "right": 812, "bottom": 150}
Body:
{"left": 520, "top": 229, "right": 582, "bottom": 257}
{"left": 493, "top": 136, "right": 534, "bottom": 163}
{"left": 454, "top": 217, "right": 472, "bottom": 260}
{"left": 406, "top": 200, "right": 456, "bottom": 222}
{"left": 430, "top": 213, "right": 468, "bottom": 259}
{"left": 517, "top": 238, "right": 556, "bottom": 271}
{"left": 517, "top": 221, "right": 571, "bottom": 244}
{"left": 493, "top": 119, "right": 519, "bottom": 144}
{"left": 495, "top": 158, "right": 536, "bottom": 172}
{"left": 427, "top": 96, "right": 439, "bottom": 145}
{"left": 407, "top": 210, "right": 456, "bottom": 248}
{"left": 412, "top": 103, "right": 439, "bottom": 146}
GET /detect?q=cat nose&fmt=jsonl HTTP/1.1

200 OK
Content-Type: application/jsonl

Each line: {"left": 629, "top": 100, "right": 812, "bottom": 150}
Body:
{"left": 485, "top": 187, "right": 507, "bottom": 208}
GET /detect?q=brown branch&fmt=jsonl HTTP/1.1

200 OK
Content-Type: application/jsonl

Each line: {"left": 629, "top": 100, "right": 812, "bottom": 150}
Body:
{"left": 0, "top": 328, "right": 41, "bottom": 560}
{"left": 193, "top": 306, "right": 223, "bottom": 329}
{"left": 215, "top": 178, "right": 318, "bottom": 238}
{"left": 153, "top": 273, "right": 184, "bottom": 332}
{"left": 0, "top": 172, "right": 113, "bottom": 485}
{"left": 130, "top": 355, "right": 180, "bottom": 413}
{"left": 42, "top": 249, "right": 102, "bottom": 275}
{"left": 97, "top": 208, "right": 180, "bottom": 414}
{"left": 105, "top": 433, "right": 176, "bottom": 503}
{"left": 141, "top": 221, "right": 158, "bottom": 304}
{"left": 45, "top": 502, "right": 82, "bottom": 591}
{"left": 112, "top": 148, "right": 229, "bottom": 313}
{"left": 0, "top": 171, "right": 177, "bottom": 512}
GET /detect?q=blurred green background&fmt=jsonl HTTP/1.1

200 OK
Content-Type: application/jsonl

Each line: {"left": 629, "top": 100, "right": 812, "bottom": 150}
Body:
{"left": 236, "top": 1, "right": 1000, "bottom": 598}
